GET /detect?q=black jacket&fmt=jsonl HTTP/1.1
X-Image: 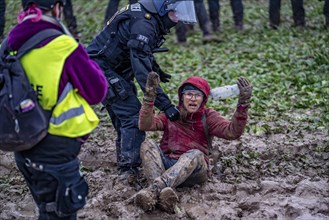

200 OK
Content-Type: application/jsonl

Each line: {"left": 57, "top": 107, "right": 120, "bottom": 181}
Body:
{"left": 87, "top": 3, "right": 172, "bottom": 111}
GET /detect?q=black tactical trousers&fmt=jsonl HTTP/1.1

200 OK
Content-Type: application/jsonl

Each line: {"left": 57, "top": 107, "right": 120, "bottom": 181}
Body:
{"left": 14, "top": 135, "right": 87, "bottom": 220}
{"left": 103, "top": 75, "right": 145, "bottom": 174}
{"left": 324, "top": 0, "right": 329, "bottom": 26}
{"left": 0, "top": 0, "right": 5, "bottom": 38}
{"left": 208, "top": 0, "right": 244, "bottom": 31}
{"left": 269, "top": 0, "right": 305, "bottom": 27}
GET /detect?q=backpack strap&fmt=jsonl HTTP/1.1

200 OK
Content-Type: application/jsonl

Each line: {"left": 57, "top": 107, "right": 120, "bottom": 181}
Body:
{"left": 0, "top": 29, "right": 63, "bottom": 59}
{"left": 17, "top": 29, "right": 63, "bottom": 58}
{"left": 203, "top": 113, "right": 223, "bottom": 175}
{"left": 0, "top": 38, "right": 9, "bottom": 57}
{"left": 202, "top": 113, "right": 212, "bottom": 153}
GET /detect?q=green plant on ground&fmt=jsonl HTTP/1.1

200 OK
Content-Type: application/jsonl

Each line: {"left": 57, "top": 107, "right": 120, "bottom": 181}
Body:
{"left": 3, "top": 0, "right": 328, "bottom": 134}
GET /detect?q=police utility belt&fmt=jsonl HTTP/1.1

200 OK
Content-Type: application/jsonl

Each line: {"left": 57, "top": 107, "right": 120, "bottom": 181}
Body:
{"left": 105, "top": 71, "right": 129, "bottom": 102}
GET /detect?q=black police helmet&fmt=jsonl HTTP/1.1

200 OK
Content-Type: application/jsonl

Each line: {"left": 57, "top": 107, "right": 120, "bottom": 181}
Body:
{"left": 21, "top": 0, "right": 66, "bottom": 10}
{"left": 139, "top": 0, "right": 157, "bottom": 14}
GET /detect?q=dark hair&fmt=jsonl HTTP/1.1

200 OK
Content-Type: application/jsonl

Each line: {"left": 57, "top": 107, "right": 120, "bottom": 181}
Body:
{"left": 21, "top": 0, "right": 65, "bottom": 11}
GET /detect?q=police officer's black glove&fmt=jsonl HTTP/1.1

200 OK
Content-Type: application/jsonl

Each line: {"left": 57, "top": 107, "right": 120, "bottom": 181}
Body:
{"left": 164, "top": 104, "right": 180, "bottom": 121}
{"left": 152, "top": 60, "right": 172, "bottom": 83}
{"left": 159, "top": 71, "right": 172, "bottom": 83}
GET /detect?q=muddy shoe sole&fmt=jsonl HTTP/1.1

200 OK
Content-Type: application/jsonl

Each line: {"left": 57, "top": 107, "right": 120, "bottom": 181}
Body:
{"left": 134, "top": 189, "right": 157, "bottom": 212}
{"left": 158, "top": 187, "right": 179, "bottom": 213}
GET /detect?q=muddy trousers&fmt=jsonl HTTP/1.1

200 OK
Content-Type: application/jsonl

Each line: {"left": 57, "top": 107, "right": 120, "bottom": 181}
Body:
{"left": 140, "top": 141, "right": 208, "bottom": 189}
{"left": 15, "top": 154, "right": 88, "bottom": 220}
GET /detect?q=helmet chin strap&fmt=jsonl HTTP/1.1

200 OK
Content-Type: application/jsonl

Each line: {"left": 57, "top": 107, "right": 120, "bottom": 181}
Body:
{"left": 21, "top": 14, "right": 73, "bottom": 38}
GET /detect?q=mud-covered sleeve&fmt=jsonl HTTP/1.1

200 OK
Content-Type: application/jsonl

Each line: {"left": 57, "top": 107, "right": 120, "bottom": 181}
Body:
{"left": 128, "top": 19, "right": 172, "bottom": 111}
{"left": 207, "top": 107, "right": 248, "bottom": 140}
{"left": 62, "top": 44, "right": 108, "bottom": 105}
{"left": 138, "top": 100, "right": 166, "bottom": 131}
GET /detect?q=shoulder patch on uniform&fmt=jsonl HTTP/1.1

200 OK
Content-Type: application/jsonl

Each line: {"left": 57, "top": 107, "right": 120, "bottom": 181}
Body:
{"left": 131, "top": 3, "right": 141, "bottom": 11}
{"left": 136, "top": 34, "right": 149, "bottom": 44}
{"left": 145, "top": 13, "right": 152, "bottom": 20}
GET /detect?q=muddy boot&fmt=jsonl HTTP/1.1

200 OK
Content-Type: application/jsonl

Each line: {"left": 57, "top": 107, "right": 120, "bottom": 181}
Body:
{"left": 140, "top": 140, "right": 165, "bottom": 183}
{"left": 202, "top": 34, "right": 221, "bottom": 44}
{"left": 134, "top": 184, "right": 160, "bottom": 211}
{"left": 235, "top": 21, "right": 244, "bottom": 31}
{"left": 211, "top": 19, "right": 221, "bottom": 33}
{"left": 269, "top": 22, "right": 279, "bottom": 29}
{"left": 158, "top": 187, "right": 179, "bottom": 213}
{"left": 293, "top": 20, "right": 305, "bottom": 28}
{"left": 118, "top": 169, "right": 138, "bottom": 186}
{"left": 135, "top": 178, "right": 166, "bottom": 211}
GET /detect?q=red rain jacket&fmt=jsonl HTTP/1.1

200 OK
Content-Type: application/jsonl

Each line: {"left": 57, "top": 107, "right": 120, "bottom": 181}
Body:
{"left": 139, "top": 76, "right": 248, "bottom": 165}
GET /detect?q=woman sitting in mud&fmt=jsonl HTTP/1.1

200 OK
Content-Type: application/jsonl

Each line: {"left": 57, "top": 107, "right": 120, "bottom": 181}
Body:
{"left": 134, "top": 72, "right": 253, "bottom": 213}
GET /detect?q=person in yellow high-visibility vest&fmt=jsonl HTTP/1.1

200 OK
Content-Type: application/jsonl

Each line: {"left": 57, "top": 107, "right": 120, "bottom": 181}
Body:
{"left": 8, "top": 0, "right": 108, "bottom": 219}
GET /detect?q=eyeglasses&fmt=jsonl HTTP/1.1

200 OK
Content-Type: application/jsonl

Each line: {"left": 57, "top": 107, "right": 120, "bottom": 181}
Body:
{"left": 183, "top": 91, "right": 204, "bottom": 100}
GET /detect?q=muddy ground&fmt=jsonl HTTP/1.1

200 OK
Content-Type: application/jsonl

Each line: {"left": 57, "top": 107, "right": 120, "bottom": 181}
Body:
{"left": 1, "top": 110, "right": 328, "bottom": 220}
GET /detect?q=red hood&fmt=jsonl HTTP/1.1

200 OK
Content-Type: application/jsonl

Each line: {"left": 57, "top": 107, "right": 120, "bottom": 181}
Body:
{"left": 178, "top": 76, "right": 210, "bottom": 110}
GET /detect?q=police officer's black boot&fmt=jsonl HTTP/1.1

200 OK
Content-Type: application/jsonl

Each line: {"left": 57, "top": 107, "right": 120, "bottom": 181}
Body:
{"left": 235, "top": 21, "right": 244, "bottom": 31}
{"left": 294, "top": 19, "right": 305, "bottom": 28}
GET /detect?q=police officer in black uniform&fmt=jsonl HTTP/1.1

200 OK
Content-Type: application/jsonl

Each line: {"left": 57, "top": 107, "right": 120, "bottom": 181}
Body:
{"left": 87, "top": 0, "right": 197, "bottom": 182}
{"left": 269, "top": 0, "right": 329, "bottom": 29}
{"left": 269, "top": 0, "right": 305, "bottom": 28}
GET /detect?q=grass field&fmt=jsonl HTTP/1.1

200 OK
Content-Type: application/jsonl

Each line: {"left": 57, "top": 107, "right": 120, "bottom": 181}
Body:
{"left": 4, "top": 0, "right": 329, "bottom": 136}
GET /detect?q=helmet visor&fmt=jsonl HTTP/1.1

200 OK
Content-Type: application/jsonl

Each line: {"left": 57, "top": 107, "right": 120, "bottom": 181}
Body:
{"left": 167, "top": 0, "right": 196, "bottom": 24}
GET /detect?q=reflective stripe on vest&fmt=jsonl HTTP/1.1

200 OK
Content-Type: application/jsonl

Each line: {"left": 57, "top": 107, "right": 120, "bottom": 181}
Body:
{"left": 49, "top": 82, "right": 99, "bottom": 137}
{"left": 50, "top": 83, "right": 84, "bottom": 125}
{"left": 50, "top": 106, "right": 84, "bottom": 125}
